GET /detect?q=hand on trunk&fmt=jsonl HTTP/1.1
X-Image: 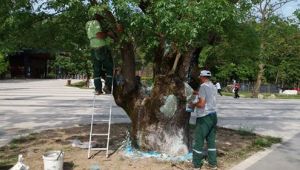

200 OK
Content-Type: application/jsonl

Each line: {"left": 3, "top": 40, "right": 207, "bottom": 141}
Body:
{"left": 116, "top": 24, "right": 124, "bottom": 33}
{"left": 96, "top": 32, "right": 107, "bottom": 39}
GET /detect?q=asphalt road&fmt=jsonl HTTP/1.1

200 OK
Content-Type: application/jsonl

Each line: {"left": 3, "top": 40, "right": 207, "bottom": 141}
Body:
{"left": 0, "top": 79, "right": 299, "bottom": 169}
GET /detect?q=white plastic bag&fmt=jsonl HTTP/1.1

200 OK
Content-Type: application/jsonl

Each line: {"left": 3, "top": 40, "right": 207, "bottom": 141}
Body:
{"left": 71, "top": 139, "right": 96, "bottom": 149}
{"left": 9, "top": 155, "right": 29, "bottom": 170}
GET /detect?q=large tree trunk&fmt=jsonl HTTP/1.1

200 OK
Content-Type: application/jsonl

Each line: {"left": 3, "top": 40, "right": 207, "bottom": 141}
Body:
{"left": 132, "top": 75, "right": 190, "bottom": 156}
{"left": 113, "top": 40, "right": 196, "bottom": 156}
{"left": 115, "top": 75, "right": 191, "bottom": 156}
{"left": 252, "top": 63, "right": 265, "bottom": 97}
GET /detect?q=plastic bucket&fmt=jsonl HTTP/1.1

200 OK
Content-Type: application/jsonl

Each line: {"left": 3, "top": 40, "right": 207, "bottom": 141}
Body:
{"left": 42, "top": 151, "right": 64, "bottom": 170}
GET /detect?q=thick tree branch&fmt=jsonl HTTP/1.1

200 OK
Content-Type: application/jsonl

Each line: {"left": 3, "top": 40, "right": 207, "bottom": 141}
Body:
{"left": 120, "top": 41, "right": 137, "bottom": 95}
{"left": 153, "top": 36, "right": 165, "bottom": 76}
{"left": 89, "top": 0, "right": 98, "bottom": 5}
{"left": 139, "top": 0, "right": 151, "bottom": 13}
{"left": 169, "top": 52, "right": 181, "bottom": 75}
{"left": 257, "top": 0, "right": 294, "bottom": 21}
{"left": 89, "top": 0, "right": 122, "bottom": 41}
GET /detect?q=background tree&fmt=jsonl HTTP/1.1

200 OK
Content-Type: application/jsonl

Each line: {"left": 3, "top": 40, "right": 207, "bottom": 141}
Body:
{"left": 263, "top": 16, "right": 300, "bottom": 88}
{"left": 0, "top": 0, "right": 92, "bottom": 80}
{"left": 249, "top": 0, "right": 296, "bottom": 97}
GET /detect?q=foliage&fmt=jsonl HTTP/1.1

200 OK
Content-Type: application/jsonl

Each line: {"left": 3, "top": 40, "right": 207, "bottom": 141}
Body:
{"left": 206, "top": 22, "right": 260, "bottom": 82}
{"left": 112, "top": 0, "right": 238, "bottom": 58}
{"left": 0, "top": 53, "right": 9, "bottom": 75}
{"left": 0, "top": 0, "right": 91, "bottom": 77}
{"left": 262, "top": 17, "right": 300, "bottom": 87}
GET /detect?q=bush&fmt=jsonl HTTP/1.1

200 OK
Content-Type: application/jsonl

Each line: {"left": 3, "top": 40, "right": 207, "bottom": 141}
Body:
{"left": 253, "top": 136, "right": 281, "bottom": 148}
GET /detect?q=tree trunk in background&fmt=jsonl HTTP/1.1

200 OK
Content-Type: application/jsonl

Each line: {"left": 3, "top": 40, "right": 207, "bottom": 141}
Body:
{"left": 252, "top": 63, "right": 264, "bottom": 97}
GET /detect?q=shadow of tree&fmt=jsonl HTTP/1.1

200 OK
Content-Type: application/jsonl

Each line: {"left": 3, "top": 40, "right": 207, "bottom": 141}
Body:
{"left": 63, "top": 161, "right": 76, "bottom": 170}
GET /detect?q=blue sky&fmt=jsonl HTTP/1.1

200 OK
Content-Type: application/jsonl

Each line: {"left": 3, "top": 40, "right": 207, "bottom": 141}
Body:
{"left": 277, "top": 0, "right": 300, "bottom": 18}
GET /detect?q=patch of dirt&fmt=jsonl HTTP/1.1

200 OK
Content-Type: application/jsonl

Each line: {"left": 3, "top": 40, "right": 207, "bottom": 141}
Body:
{"left": 0, "top": 123, "right": 267, "bottom": 170}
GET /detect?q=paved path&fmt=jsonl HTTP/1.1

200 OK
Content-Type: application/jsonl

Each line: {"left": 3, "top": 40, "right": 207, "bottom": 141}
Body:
{"left": 220, "top": 97, "right": 300, "bottom": 170}
{"left": 0, "top": 80, "right": 300, "bottom": 169}
{"left": 0, "top": 79, "right": 130, "bottom": 147}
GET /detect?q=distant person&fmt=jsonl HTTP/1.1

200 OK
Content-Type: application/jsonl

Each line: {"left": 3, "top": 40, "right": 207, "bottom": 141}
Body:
{"left": 189, "top": 70, "right": 218, "bottom": 170}
{"left": 215, "top": 82, "right": 222, "bottom": 96}
{"left": 234, "top": 82, "right": 240, "bottom": 98}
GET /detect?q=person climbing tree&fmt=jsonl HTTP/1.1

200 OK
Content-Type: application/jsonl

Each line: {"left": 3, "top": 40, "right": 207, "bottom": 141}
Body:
{"left": 86, "top": 5, "right": 114, "bottom": 95}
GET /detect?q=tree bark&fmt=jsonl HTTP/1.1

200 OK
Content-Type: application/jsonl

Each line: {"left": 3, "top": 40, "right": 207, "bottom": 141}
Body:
{"left": 252, "top": 63, "right": 265, "bottom": 97}
{"left": 113, "top": 44, "right": 195, "bottom": 155}
{"left": 133, "top": 75, "right": 191, "bottom": 156}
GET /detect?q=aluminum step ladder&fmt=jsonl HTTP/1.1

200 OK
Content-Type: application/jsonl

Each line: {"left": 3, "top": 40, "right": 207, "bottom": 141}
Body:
{"left": 88, "top": 92, "right": 113, "bottom": 158}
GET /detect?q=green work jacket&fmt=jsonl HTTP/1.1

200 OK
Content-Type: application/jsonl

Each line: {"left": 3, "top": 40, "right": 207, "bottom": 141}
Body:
{"left": 86, "top": 20, "right": 112, "bottom": 48}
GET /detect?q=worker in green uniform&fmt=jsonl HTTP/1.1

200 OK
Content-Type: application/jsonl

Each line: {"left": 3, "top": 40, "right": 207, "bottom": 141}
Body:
{"left": 189, "top": 70, "right": 218, "bottom": 170}
{"left": 86, "top": 6, "right": 114, "bottom": 95}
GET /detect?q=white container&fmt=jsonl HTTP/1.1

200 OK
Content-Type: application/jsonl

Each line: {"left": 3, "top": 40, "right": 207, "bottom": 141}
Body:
{"left": 42, "top": 151, "right": 64, "bottom": 170}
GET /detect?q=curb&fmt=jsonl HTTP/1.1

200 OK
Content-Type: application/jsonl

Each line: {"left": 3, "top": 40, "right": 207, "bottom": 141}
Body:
{"left": 230, "top": 143, "right": 281, "bottom": 170}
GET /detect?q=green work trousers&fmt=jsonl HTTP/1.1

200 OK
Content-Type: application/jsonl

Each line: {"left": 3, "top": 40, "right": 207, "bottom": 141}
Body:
{"left": 91, "top": 46, "right": 113, "bottom": 92}
{"left": 193, "top": 113, "right": 218, "bottom": 168}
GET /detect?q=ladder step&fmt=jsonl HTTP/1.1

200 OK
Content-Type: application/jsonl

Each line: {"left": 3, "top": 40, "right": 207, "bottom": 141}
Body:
{"left": 93, "top": 119, "right": 110, "bottom": 122}
{"left": 92, "top": 133, "right": 109, "bottom": 136}
{"left": 90, "top": 148, "right": 107, "bottom": 151}
{"left": 93, "top": 113, "right": 110, "bottom": 116}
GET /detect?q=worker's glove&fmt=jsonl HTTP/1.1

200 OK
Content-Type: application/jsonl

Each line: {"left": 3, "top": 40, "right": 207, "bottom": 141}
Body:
{"left": 96, "top": 32, "right": 107, "bottom": 39}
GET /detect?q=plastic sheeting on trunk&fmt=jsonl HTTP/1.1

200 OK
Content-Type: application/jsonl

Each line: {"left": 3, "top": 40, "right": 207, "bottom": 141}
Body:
{"left": 159, "top": 94, "right": 178, "bottom": 117}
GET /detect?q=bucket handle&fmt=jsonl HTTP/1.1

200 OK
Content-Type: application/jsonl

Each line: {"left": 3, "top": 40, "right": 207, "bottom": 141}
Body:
{"left": 56, "top": 150, "right": 63, "bottom": 160}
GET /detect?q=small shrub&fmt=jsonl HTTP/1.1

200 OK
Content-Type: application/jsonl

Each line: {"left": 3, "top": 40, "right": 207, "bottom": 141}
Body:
{"left": 9, "top": 144, "right": 19, "bottom": 150}
{"left": 237, "top": 126, "right": 255, "bottom": 136}
{"left": 253, "top": 137, "right": 281, "bottom": 148}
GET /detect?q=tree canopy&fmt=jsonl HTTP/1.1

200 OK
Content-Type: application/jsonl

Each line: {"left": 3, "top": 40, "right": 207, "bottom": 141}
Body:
{"left": 0, "top": 0, "right": 299, "bottom": 87}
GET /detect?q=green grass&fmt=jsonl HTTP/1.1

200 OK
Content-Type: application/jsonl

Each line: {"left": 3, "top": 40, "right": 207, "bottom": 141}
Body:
{"left": 275, "top": 94, "right": 300, "bottom": 99}
{"left": 0, "top": 133, "right": 39, "bottom": 167}
{"left": 223, "top": 91, "right": 300, "bottom": 99}
{"left": 252, "top": 136, "right": 282, "bottom": 148}
{"left": 0, "top": 146, "right": 18, "bottom": 167}
{"left": 0, "top": 157, "right": 17, "bottom": 168}
{"left": 10, "top": 133, "right": 37, "bottom": 144}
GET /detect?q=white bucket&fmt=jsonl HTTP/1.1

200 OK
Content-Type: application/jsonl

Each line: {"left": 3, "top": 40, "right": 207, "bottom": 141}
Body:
{"left": 42, "top": 151, "right": 64, "bottom": 170}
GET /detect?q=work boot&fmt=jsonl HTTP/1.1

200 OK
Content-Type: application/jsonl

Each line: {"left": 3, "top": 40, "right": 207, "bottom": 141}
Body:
{"left": 94, "top": 90, "right": 103, "bottom": 95}
{"left": 207, "top": 164, "right": 218, "bottom": 170}
{"left": 103, "top": 86, "right": 111, "bottom": 94}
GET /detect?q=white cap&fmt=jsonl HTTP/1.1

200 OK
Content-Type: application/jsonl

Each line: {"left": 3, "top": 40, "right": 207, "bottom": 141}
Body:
{"left": 199, "top": 70, "right": 211, "bottom": 77}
